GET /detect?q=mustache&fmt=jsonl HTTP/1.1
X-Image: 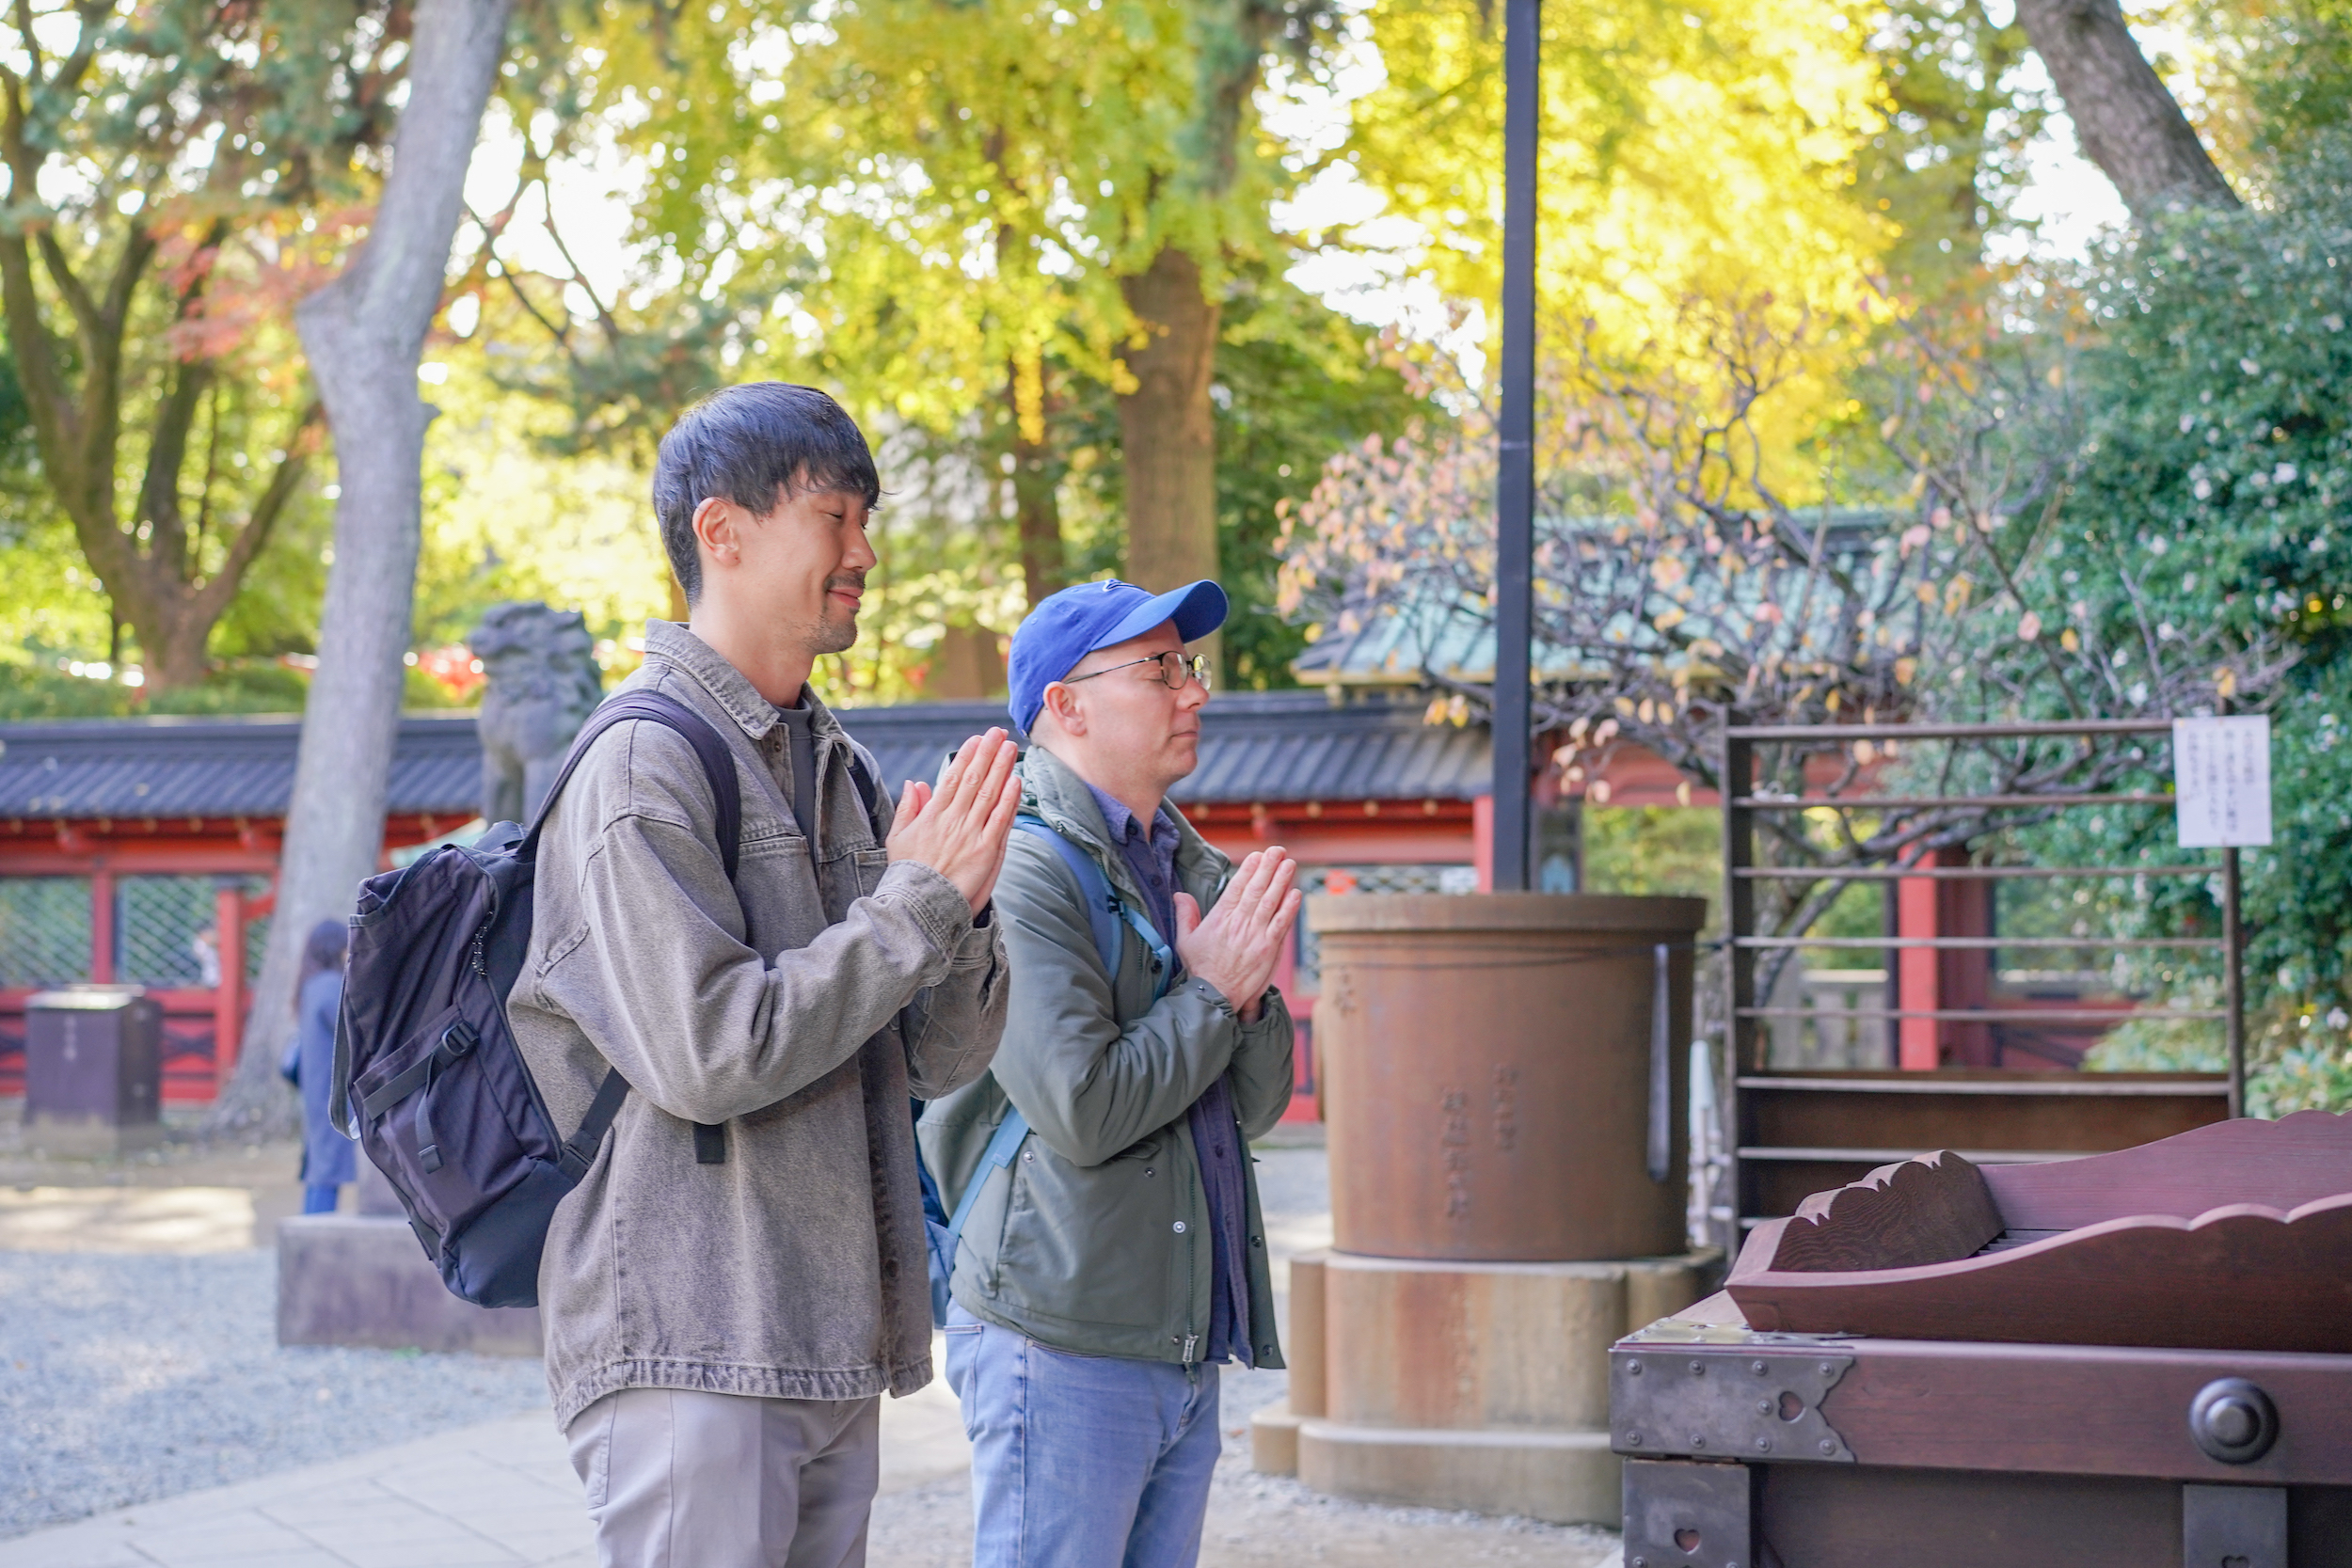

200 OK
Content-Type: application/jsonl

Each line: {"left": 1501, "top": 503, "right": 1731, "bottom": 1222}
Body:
{"left": 826, "top": 573, "right": 867, "bottom": 595}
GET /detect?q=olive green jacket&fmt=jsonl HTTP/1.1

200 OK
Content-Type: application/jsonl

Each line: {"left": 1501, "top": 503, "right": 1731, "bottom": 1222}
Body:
{"left": 917, "top": 743, "right": 1293, "bottom": 1367}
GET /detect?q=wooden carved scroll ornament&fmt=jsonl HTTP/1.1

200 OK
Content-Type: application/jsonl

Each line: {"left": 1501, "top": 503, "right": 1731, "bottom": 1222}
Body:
{"left": 1725, "top": 1110, "right": 2352, "bottom": 1354}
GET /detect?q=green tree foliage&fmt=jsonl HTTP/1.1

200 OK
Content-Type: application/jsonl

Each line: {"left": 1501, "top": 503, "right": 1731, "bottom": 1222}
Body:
{"left": 1900, "top": 132, "right": 2352, "bottom": 1094}
{"left": 1056, "top": 271, "right": 1425, "bottom": 689}
{"left": 2157, "top": 0, "right": 2352, "bottom": 179}
{"left": 1864, "top": 0, "right": 2046, "bottom": 293}
{"left": 1340, "top": 0, "right": 1892, "bottom": 371}
{"left": 445, "top": 0, "right": 1419, "bottom": 697}
{"left": 0, "top": 1, "right": 410, "bottom": 688}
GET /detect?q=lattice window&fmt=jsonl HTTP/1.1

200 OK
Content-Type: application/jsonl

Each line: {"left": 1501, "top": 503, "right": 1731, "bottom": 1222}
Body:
{"left": 117, "top": 876, "right": 223, "bottom": 987}
{"left": 1294, "top": 863, "right": 1479, "bottom": 992}
{"left": 245, "top": 911, "right": 271, "bottom": 982}
{"left": 0, "top": 878, "right": 93, "bottom": 987}
{"left": 111, "top": 875, "right": 273, "bottom": 988}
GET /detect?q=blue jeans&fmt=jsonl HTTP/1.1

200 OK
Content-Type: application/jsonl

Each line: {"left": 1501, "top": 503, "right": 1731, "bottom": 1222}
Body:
{"left": 302, "top": 1183, "right": 341, "bottom": 1215}
{"left": 945, "top": 1305, "right": 1221, "bottom": 1568}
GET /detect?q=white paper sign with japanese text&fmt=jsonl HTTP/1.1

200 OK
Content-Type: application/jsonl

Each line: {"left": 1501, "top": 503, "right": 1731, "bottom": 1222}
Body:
{"left": 2173, "top": 716, "right": 2273, "bottom": 847}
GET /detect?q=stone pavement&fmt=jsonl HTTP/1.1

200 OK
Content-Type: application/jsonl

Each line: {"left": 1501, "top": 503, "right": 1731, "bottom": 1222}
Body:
{"left": 0, "top": 1129, "right": 1625, "bottom": 1568}
{"left": 0, "top": 1188, "right": 255, "bottom": 1256}
{"left": 0, "top": 1366, "right": 975, "bottom": 1568}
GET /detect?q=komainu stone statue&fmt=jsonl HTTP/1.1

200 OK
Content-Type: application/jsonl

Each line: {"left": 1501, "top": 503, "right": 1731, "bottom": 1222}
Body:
{"left": 470, "top": 601, "right": 603, "bottom": 825}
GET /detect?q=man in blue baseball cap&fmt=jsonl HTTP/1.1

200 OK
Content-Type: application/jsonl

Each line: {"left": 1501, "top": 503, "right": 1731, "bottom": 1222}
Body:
{"left": 921, "top": 578, "right": 1302, "bottom": 1568}
{"left": 1002, "top": 576, "right": 1232, "bottom": 736}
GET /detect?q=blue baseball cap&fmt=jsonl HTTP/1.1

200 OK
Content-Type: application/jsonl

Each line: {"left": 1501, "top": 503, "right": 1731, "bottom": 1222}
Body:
{"left": 1008, "top": 578, "right": 1229, "bottom": 734}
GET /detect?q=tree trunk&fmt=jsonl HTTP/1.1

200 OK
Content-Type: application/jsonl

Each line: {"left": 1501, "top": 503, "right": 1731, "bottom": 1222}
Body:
{"left": 0, "top": 195, "right": 310, "bottom": 690}
{"left": 1117, "top": 247, "right": 1221, "bottom": 664}
{"left": 2016, "top": 0, "right": 2238, "bottom": 218}
{"left": 212, "top": 0, "right": 513, "bottom": 1132}
{"left": 144, "top": 605, "right": 219, "bottom": 691}
{"left": 107, "top": 406, "right": 318, "bottom": 690}
{"left": 1006, "top": 367, "right": 1066, "bottom": 610}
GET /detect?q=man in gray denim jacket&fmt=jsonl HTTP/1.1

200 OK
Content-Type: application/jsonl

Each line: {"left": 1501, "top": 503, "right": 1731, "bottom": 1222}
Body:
{"left": 509, "top": 384, "right": 1020, "bottom": 1568}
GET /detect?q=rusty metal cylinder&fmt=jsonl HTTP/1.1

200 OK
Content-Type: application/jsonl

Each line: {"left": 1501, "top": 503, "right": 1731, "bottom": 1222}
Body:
{"left": 1310, "top": 893, "right": 1708, "bottom": 1261}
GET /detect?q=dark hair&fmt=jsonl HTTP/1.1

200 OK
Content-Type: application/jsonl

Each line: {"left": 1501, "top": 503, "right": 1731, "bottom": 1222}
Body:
{"left": 298, "top": 919, "right": 347, "bottom": 987}
{"left": 651, "top": 383, "right": 881, "bottom": 603}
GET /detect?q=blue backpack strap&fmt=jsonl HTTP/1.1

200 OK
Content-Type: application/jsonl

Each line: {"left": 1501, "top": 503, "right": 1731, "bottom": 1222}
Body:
{"left": 926, "top": 1099, "right": 1029, "bottom": 1326}
{"left": 1010, "top": 815, "right": 1173, "bottom": 1003}
{"left": 1011, "top": 816, "right": 1121, "bottom": 977}
{"left": 1116, "top": 905, "right": 1172, "bottom": 1004}
{"left": 943, "top": 1104, "right": 1030, "bottom": 1245}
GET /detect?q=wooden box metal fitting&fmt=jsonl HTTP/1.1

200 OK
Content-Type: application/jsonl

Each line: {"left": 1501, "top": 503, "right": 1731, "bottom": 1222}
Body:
{"left": 1613, "top": 1340, "right": 1854, "bottom": 1464}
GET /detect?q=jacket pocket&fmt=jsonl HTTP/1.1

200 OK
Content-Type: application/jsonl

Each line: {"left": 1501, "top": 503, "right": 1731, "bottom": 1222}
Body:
{"left": 992, "top": 1141, "right": 1171, "bottom": 1329}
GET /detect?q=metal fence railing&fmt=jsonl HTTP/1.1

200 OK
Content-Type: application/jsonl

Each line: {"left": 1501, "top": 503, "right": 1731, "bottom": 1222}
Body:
{"left": 1717, "top": 718, "right": 2242, "bottom": 1245}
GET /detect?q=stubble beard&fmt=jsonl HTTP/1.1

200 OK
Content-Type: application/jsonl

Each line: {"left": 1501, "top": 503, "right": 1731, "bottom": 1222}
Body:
{"left": 799, "top": 576, "right": 863, "bottom": 659}
{"left": 807, "top": 607, "right": 858, "bottom": 657}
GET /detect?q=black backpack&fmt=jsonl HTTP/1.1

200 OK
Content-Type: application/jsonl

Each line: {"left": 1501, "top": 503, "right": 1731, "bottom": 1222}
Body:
{"left": 330, "top": 691, "right": 871, "bottom": 1309}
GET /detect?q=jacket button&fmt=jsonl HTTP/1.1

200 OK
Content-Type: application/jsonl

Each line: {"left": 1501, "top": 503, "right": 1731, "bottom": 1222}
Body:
{"left": 1172, "top": 1220, "right": 1187, "bottom": 1233}
{"left": 1145, "top": 1168, "right": 1154, "bottom": 1178}
{"left": 1022, "top": 1149, "right": 1034, "bottom": 1163}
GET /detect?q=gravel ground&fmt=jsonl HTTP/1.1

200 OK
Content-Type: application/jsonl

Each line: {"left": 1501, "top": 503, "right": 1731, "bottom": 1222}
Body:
{"left": 868, "top": 1445, "right": 1619, "bottom": 1567}
{"left": 0, "top": 1248, "right": 548, "bottom": 1539}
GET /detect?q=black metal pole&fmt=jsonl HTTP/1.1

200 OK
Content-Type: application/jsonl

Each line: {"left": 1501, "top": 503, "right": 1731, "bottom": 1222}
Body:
{"left": 2223, "top": 846, "right": 2245, "bottom": 1117}
{"left": 1491, "top": 0, "right": 1540, "bottom": 892}
{"left": 2212, "top": 694, "right": 2247, "bottom": 1118}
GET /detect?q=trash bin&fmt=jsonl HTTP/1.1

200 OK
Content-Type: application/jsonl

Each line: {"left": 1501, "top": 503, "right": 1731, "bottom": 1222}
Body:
{"left": 25, "top": 986, "right": 164, "bottom": 1154}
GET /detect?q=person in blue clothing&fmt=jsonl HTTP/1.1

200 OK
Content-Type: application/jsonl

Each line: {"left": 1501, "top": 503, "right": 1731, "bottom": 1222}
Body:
{"left": 293, "top": 920, "right": 355, "bottom": 1213}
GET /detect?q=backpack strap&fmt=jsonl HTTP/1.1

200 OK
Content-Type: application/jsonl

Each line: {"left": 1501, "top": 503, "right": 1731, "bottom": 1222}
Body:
{"left": 942, "top": 1103, "right": 1030, "bottom": 1250}
{"left": 524, "top": 690, "right": 743, "bottom": 879}
{"left": 329, "top": 978, "right": 357, "bottom": 1137}
{"left": 844, "top": 745, "right": 882, "bottom": 833}
{"left": 525, "top": 690, "right": 749, "bottom": 1167}
{"left": 559, "top": 1064, "right": 633, "bottom": 1181}
{"left": 929, "top": 818, "right": 1172, "bottom": 1309}
{"left": 1010, "top": 816, "right": 1171, "bottom": 1004}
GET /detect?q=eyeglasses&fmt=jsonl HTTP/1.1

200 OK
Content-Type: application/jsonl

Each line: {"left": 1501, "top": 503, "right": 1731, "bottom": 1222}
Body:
{"left": 1062, "top": 651, "right": 1212, "bottom": 692}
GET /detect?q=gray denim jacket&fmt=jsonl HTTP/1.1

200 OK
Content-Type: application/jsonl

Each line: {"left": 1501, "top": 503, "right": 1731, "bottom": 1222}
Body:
{"left": 509, "top": 620, "right": 1007, "bottom": 1429}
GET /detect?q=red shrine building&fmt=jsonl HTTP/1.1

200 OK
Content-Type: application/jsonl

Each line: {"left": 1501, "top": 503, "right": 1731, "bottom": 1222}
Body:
{"left": 0, "top": 692, "right": 1495, "bottom": 1116}
{"left": 0, "top": 716, "right": 480, "bottom": 1102}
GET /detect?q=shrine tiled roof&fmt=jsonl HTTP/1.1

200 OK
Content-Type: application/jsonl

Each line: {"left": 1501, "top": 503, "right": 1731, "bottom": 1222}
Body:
{"left": 843, "top": 689, "right": 1491, "bottom": 806}
{"left": 0, "top": 714, "right": 483, "bottom": 822}
{"left": 0, "top": 689, "right": 1492, "bottom": 823}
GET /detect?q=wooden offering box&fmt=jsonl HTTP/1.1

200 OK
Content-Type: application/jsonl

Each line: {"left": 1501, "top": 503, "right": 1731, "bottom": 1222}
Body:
{"left": 1613, "top": 1111, "right": 2352, "bottom": 1568}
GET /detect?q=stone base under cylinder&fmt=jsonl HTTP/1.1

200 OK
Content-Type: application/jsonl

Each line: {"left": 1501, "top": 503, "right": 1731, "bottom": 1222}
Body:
{"left": 1250, "top": 1248, "right": 1712, "bottom": 1526}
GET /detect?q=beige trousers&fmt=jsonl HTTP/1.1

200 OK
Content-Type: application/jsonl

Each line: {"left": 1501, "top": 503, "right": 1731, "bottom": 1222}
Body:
{"left": 564, "top": 1386, "right": 882, "bottom": 1568}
